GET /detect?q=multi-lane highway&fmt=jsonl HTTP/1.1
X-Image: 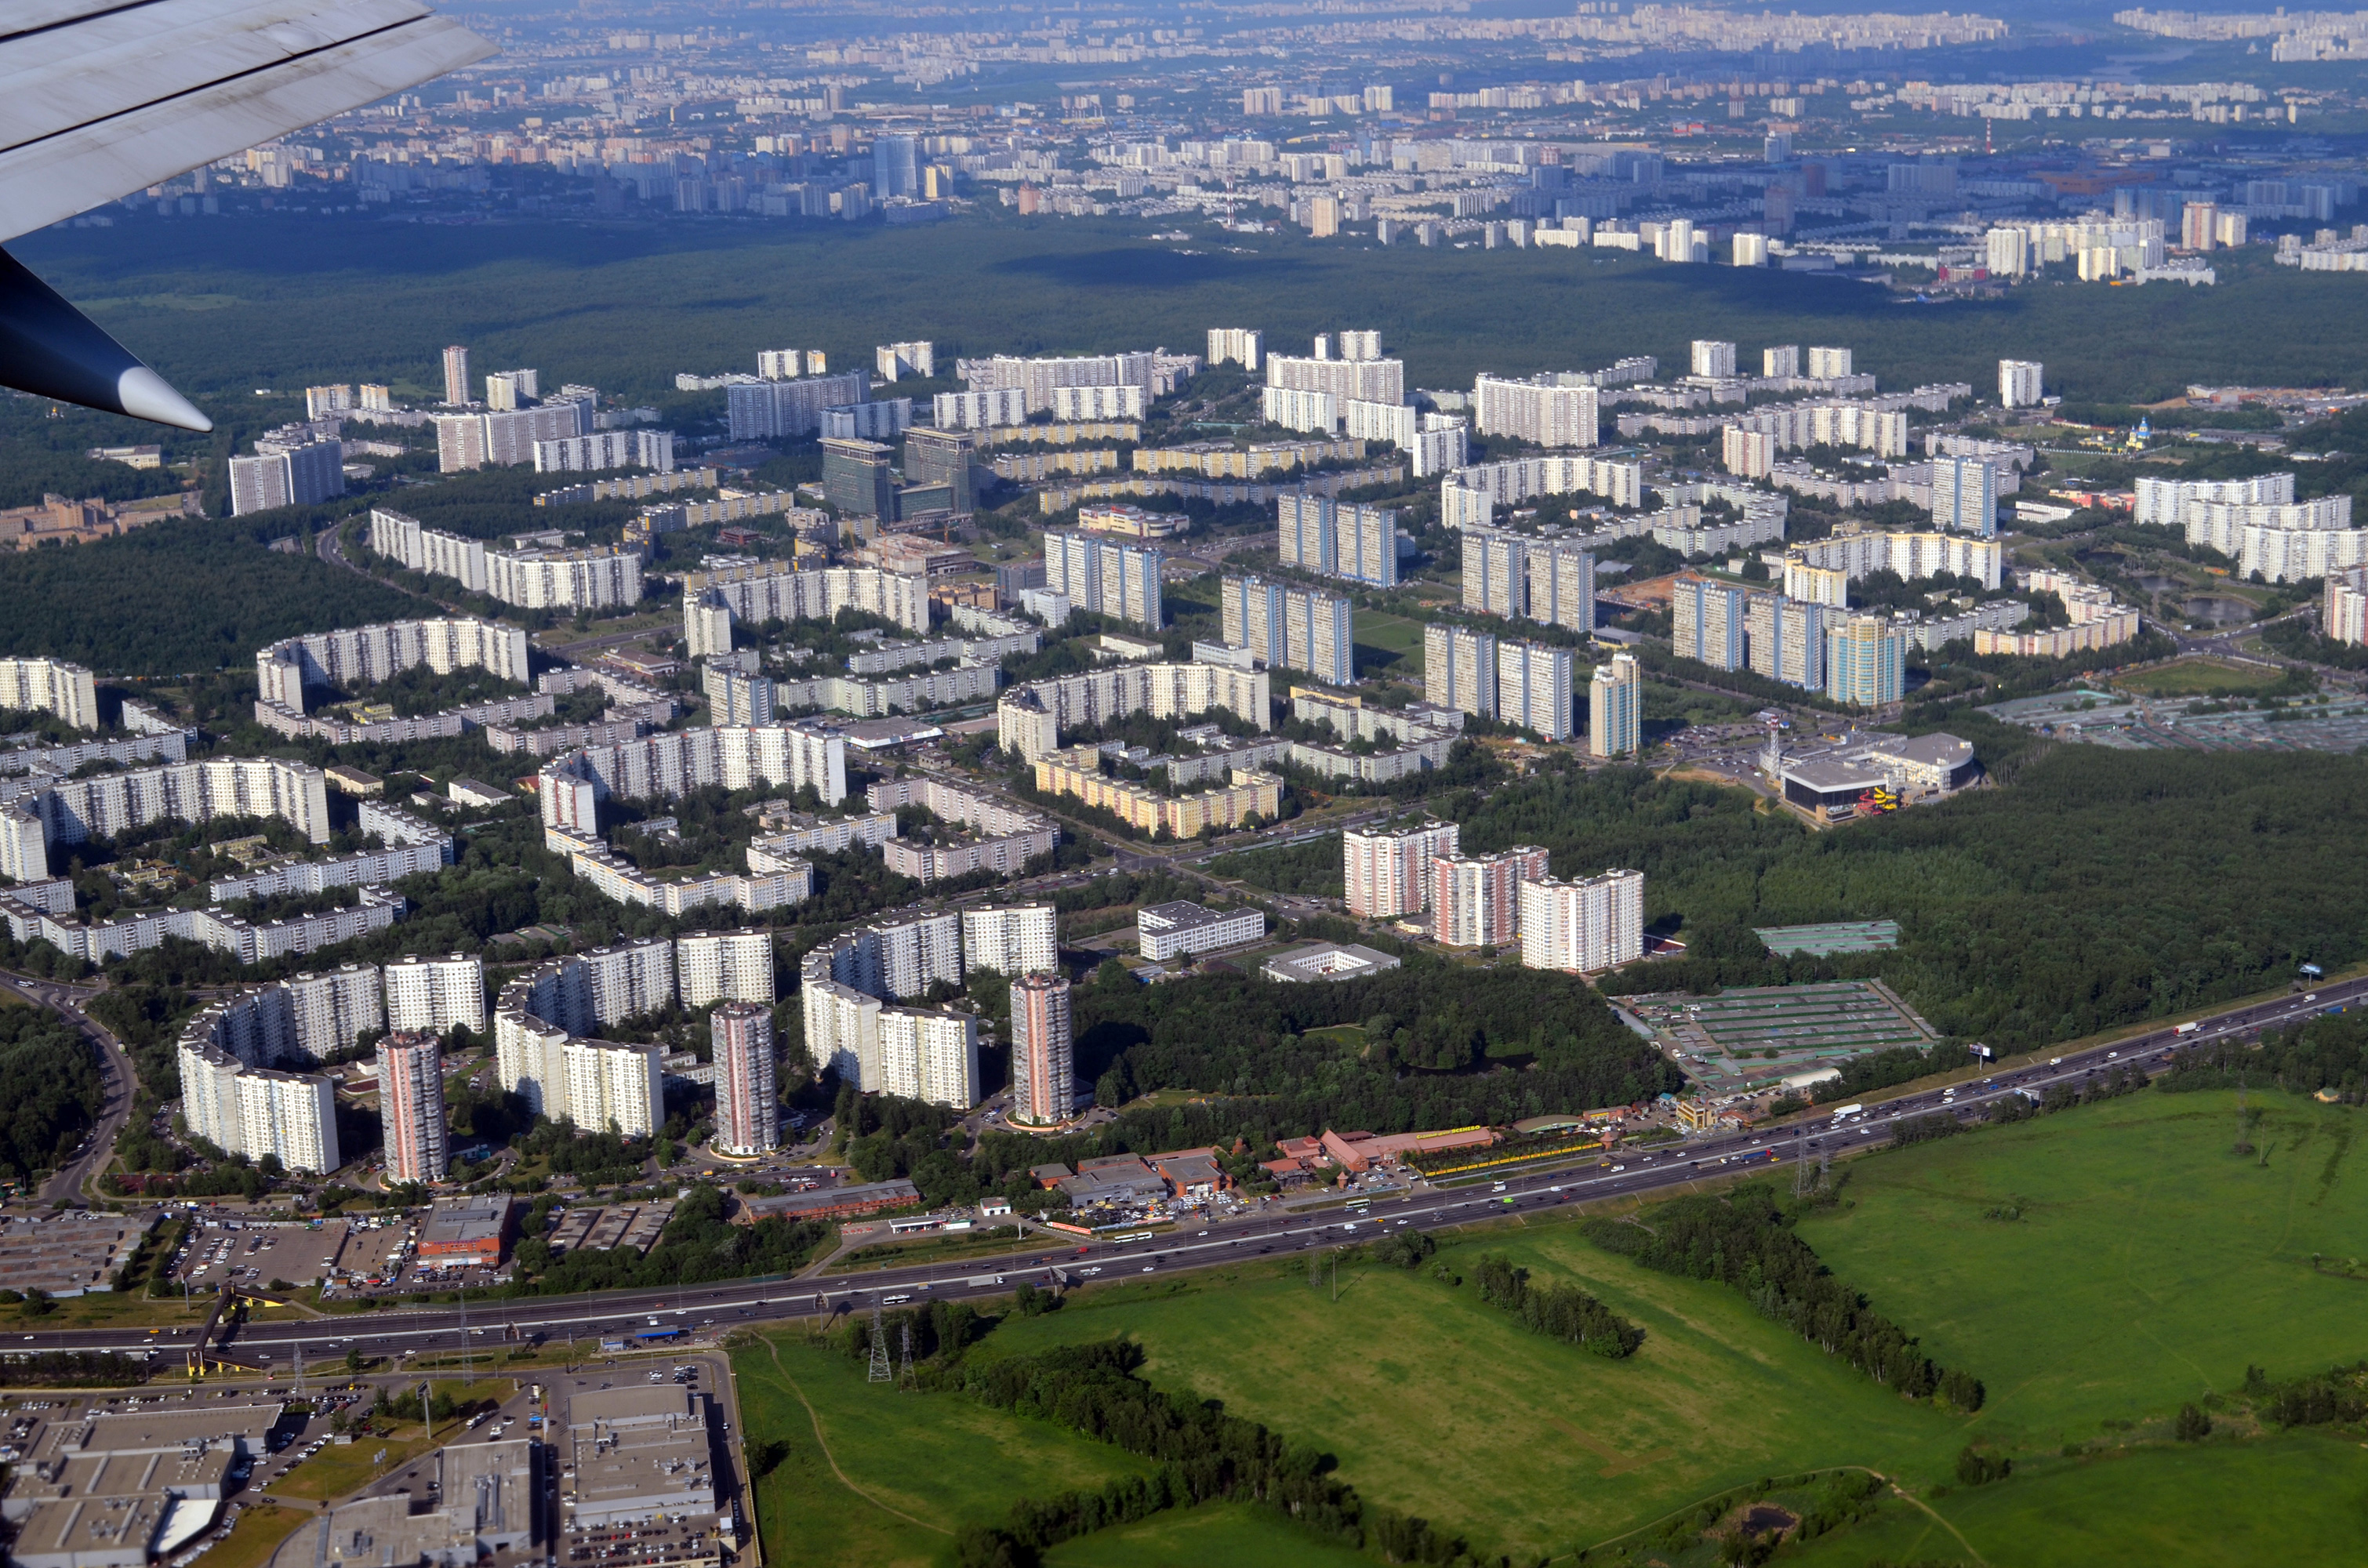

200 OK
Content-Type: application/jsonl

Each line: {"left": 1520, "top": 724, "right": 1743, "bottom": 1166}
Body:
{"left": 27, "top": 973, "right": 2358, "bottom": 1371}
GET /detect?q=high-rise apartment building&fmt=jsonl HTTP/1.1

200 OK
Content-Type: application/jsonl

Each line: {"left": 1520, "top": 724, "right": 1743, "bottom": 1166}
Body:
{"left": 1746, "top": 596, "right": 1832, "bottom": 691}
{"left": 1424, "top": 623, "right": 1498, "bottom": 719}
{"left": 1277, "top": 495, "right": 1397, "bottom": 586}
{"left": 2326, "top": 565, "right": 2368, "bottom": 646}
{"left": 1691, "top": 340, "right": 1738, "bottom": 379}
{"left": 1472, "top": 375, "right": 1598, "bottom": 448}
{"left": 877, "top": 1007, "right": 979, "bottom": 1107}
{"left": 1589, "top": 652, "right": 1642, "bottom": 758}
{"left": 1519, "top": 869, "right": 1646, "bottom": 974}
{"left": 1930, "top": 455, "right": 1999, "bottom": 536}
{"left": 1432, "top": 846, "right": 1550, "bottom": 948}
{"left": 1044, "top": 529, "right": 1164, "bottom": 629}
{"left": 1461, "top": 528, "right": 1596, "bottom": 633}
{"left": 1221, "top": 575, "right": 1353, "bottom": 685}
{"left": 563, "top": 1038, "right": 664, "bottom": 1138}
{"left": 1827, "top": 615, "right": 1907, "bottom": 707}
{"left": 710, "top": 1003, "right": 778, "bottom": 1157}
{"left": 1763, "top": 346, "right": 1800, "bottom": 378}
{"left": 677, "top": 928, "right": 775, "bottom": 1009}
{"left": 229, "top": 440, "right": 344, "bottom": 516}
{"left": 1266, "top": 344, "right": 1404, "bottom": 408}
{"left": 1009, "top": 972, "right": 1073, "bottom": 1127}
{"left": 1344, "top": 819, "right": 1459, "bottom": 917}
{"left": 383, "top": 953, "right": 485, "bottom": 1036}
{"left": 1496, "top": 640, "right": 1575, "bottom": 741}
{"left": 377, "top": 1030, "right": 448, "bottom": 1185}
{"left": 874, "top": 135, "right": 920, "bottom": 198}
{"left": 441, "top": 345, "right": 470, "bottom": 406}
{"left": 868, "top": 912, "right": 964, "bottom": 999}
{"left": 1673, "top": 575, "right": 1749, "bottom": 670}
{"left": 961, "top": 905, "right": 1059, "bottom": 975}
{"left": 1207, "top": 328, "right": 1263, "bottom": 370}
{"left": 1806, "top": 347, "right": 1853, "bottom": 379}
{"left": 235, "top": 1070, "right": 340, "bottom": 1178}
{"left": 1999, "top": 359, "right": 2045, "bottom": 408}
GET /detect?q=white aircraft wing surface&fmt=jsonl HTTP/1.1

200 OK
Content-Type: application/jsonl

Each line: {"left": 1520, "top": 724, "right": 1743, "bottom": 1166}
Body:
{"left": 0, "top": 1, "right": 492, "bottom": 429}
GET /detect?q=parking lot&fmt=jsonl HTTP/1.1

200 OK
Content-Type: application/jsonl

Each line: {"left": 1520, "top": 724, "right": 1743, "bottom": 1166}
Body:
{"left": 171, "top": 1221, "right": 350, "bottom": 1292}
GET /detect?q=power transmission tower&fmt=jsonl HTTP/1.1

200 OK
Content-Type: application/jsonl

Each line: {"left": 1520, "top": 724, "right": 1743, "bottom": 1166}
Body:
{"left": 1329, "top": 1251, "right": 1340, "bottom": 1305}
{"left": 1308, "top": 1249, "right": 1322, "bottom": 1289}
{"left": 899, "top": 1321, "right": 913, "bottom": 1388}
{"left": 293, "top": 1341, "right": 305, "bottom": 1398}
{"left": 866, "top": 1308, "right": 891, "bottom": 1385}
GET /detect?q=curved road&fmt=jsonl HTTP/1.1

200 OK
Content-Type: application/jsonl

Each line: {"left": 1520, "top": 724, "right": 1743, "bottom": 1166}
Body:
{"left": 19, "top": 975, "right": 2359, "bottom": 1368}
{"left": 2, "top": 976, "right": 135, "bottom": 1207}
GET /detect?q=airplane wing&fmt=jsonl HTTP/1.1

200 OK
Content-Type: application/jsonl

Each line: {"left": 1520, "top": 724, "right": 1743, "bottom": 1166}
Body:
{"left": 0, "top": 1, "right": 494, "bottom": 431}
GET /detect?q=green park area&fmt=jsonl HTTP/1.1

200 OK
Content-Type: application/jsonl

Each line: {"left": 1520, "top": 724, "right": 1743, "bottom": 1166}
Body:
{"left": 1351, "top": 608, "right": 1429, "bottom": 679}
{"left": 2114, "top": 658, "right": 2290, "bottom": 698}
{"left": 732, "top": 1087, "right": 2368, "bottom": 1566}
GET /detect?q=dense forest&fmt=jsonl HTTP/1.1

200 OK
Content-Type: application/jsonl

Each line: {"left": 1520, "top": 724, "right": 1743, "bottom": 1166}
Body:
{"left": 0, "top": 1004, "right": 104, "bottom": 1184}
{"left": 1447, "top": 742, "right": 2368, "bottom": 1049}
{"left": 24, "top": 211, "right": 2368, "bottom": 410}
{"left": 0, "top": 519, "right": 427, "bottom": 675}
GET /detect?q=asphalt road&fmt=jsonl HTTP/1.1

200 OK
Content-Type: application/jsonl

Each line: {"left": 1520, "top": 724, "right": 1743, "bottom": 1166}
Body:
{"left": 2, "top": 976, "right": 135, "bottom": 1207}
{"left": 34, "top": 975, "right": 2362, "bottom": 1367}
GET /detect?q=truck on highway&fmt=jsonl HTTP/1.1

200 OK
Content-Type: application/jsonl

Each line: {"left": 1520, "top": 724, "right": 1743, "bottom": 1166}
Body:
{"left": 2174, "top": 1022, "right": 2201, "bottom": 1036}
{"left": 1828, "top": 1103, "right": 1863, "bottom": 1120}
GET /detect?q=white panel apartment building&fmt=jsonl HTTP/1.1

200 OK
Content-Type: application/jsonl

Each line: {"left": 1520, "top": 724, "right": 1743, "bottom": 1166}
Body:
{"left": 1424, "top": 624, "right": 1498, "bottom": 720}
{"left": 256, "top": 619, "right": 531, "bottom": 712}
{"left": 877, "top": 1009, "right": 979, "bottom": 1106}
{"left": 960, "top": 905, "right": 1059, "bottom": 975}
{"left": 1277, "top": 495, "right": 1399, "bottom": 587}
{"left": 1520, "top": 869, "right": 1646, "bottom": 974}
{"left": 1344, "top": 819, "right": 1460, "bottom": 918}
{"left": 963, "top": 352, "right": 1162, "bottom": 414}
{"left": 1044, "top": 530, "right": 1164, "bottom": 629}
{"left": 996, "top": 662, "right": 1270, "bottom": 761}
{"left": 1497, "top": 640, "right": 1576, "bottom": 741}
{"left": 684, "top": 560, "right": 932, "bottom": 644}
{"left": 564, "top": 1040, "right": 665, "bottom": 1138}
{"left": 676, "top": 928, "right": 776, "bottom": 1009}
{"left": 0, "top": 658, "right": 100, "bottom": 731}
{"left": 1460, "top": 528, "right": 1596, "bottom": 633}
{"left": 1265, "top": 348, "right": 1404, "bottom": 409}
{"left": 369, "top": 510, "right": 643, "bottom": 610}
{"left": 538, "top": 723, "right": 851, "bottom": 832}
{"left": 1473, "top": 375, "right": 1600, "bottom": 448}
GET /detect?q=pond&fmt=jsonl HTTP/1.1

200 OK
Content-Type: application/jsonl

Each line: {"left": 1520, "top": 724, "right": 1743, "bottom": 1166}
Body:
{"left": 2185, "top": 595, "right": 2254, "bottom": 626}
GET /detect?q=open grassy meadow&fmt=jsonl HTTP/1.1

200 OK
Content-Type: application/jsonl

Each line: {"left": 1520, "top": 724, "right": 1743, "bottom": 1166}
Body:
{"left": 1784, "top": 1431, "right": 2368, "bottom": 1568}
{"left": 976, "top": 1227, "right": 1966, "bottom": 1563}
{"left": 1041, "top": 1501, "right": 1375, "bottom": 1567}
{"left": 728, "top": 1090, "right": 2368, "bottom": 1566}
{"left": 729, "top": 1331, "right": 1155, "bottom": 1568}
{"left": 1797, "top": 1089, "right": 2368, "bottom": 1446}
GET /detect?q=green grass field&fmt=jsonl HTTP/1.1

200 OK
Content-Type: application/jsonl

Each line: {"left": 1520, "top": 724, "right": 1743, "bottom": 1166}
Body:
{"left": 1797, "top": 1089, "right": 2368, "bottom": 1448}
{"left": 1352, "top": 608, "right": 1429, "bottom": 678}
{"left": 730, "top": 1330, "right": 1154, "bottom": 1568}
{"left": 979, "top": 1228, "right": 1963, "bottom": 1563}
{"left": 1041, "top": 1501, "right": 1374, "bottom": 1567}
{"left": 2115, "top": 659, "right": 2286, "bottom": 697}
{"left": 729, "top": 1091, "right": 2368, "bottom": 1566}
{"left": 1785, "top": 1431, "right": 2368, "bottom": 1568}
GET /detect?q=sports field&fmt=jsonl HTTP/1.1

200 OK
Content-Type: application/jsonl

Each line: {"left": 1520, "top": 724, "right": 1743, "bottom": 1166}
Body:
{"left": 2115, "top": 658, "right": 2286, "bottom": 697}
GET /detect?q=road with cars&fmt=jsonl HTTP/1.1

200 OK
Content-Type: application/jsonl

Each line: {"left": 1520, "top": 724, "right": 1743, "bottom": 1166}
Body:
{"left": 0, "top": 974, "right": 136, "bottom": 1207}
{"left": 19, "top": 973, "right": 2359, "bottom": 1370}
